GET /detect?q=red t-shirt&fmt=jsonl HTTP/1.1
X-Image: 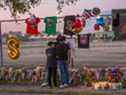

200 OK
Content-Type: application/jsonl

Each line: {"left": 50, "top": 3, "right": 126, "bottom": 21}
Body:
{"left": 26, "top": 18, "right": 41, "bottom": 35}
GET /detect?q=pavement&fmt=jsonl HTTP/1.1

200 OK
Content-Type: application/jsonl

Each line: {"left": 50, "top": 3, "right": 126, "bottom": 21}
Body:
{"left": 0, "top": 84, "right": 126, "bottom": 95}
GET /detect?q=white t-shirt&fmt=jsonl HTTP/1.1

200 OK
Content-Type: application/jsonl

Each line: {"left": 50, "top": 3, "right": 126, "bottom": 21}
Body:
{"left": 66, "top": 38, "right": 76, "bottom": 58}
{"left": 66, "top": 38, "right": 76, "bottom": 49}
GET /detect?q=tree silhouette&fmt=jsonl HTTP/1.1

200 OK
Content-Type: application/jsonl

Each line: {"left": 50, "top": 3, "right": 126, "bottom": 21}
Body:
{"left": 0, "top": 0, "right": 41, "bottom": 17}
{"left": 0, "top": 0, "right": 79, "bottom": 18}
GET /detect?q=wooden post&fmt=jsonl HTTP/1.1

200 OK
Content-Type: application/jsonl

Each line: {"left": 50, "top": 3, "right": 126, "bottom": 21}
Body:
{"left": 0, "top": 21, "right": 3, "bottom": 66}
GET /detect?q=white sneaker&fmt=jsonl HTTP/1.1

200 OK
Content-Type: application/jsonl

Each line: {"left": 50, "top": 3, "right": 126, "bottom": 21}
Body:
{"left": 41, "top": 82, "right": 48, "bottom": 87}
{"left": 59, "top": 84, "right": 69, "bottom": 88}
{"left": 64, "top": 84, "right": 68, "bottom": 87}
{"left": 59, "top": 85, "right": 65, "bottom": 89}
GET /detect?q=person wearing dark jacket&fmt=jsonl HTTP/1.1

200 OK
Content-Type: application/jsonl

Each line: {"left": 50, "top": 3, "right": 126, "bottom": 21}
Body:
{"left": 55, "top": 35, "right": 70, "bottom": 88}
{"left": 46, "top": 41, "right": 57, "bottom": 88}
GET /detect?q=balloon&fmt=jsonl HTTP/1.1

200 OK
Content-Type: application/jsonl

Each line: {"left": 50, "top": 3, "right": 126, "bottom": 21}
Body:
{"left": 92, "top": 7, "right": 101, "bottom": 16}
{"left": 105, "top": 17, "right": 112, "bottom": 25}
{"left": 94, "top": 24, "right": 100, "bottom": 31}
{"left": 103, "top": 24, "right": 110, "bottom": 32}
{"left": 72, "top": 18, "right": 83, "bottom": 33}
{"left": 72, "top": 28, "right": 83, "bottom": 33}
{"left": 96, "top": 17, "right": 105, "bottom": 26}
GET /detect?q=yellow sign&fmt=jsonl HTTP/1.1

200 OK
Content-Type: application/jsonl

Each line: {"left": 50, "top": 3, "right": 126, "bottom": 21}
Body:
{"left": 7, "top": 36, "right": 20, "bottom": 60}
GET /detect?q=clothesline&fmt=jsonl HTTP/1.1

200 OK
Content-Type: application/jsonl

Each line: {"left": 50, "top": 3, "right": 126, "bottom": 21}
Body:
{"left": 0, "top": 14, "right": 111, "bottom": 23}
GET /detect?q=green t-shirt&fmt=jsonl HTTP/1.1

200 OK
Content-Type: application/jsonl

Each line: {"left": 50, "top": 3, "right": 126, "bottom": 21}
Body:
{"left": 44, "top": 16, "right": 57, "bottom": 35}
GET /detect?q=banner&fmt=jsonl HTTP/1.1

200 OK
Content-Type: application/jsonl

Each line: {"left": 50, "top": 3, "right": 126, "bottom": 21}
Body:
{"left": 78, "top": 34, "right": 90, "bottom": 48}
{"left": 64, "top": 15, "right": 76, "bottom": 35}
{"left": 7, "top": 36, "right": 20, "bottom": 60}
{"left": 44, "top": 16, "right": 57, "bottom": 35}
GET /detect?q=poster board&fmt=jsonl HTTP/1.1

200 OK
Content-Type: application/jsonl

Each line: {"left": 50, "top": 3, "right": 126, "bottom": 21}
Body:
{"left": 78, "top": 34, "right": 90, "bottom": 48}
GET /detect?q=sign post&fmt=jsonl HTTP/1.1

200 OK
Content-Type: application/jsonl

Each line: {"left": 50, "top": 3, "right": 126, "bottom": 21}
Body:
{"left": 0, "top": 21, "right": 3, "bottom": 66}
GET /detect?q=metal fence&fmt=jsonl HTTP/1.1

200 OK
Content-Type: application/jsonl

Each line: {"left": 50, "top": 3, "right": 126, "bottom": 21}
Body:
{"left": 0, "top": 15, "right": 115, "bottom": 67}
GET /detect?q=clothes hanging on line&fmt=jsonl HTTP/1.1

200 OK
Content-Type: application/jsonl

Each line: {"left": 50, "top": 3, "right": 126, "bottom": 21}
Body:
{"left": 44, "top": 16, "right": 57, "bottom": 36}
{"left": 26, "top": 17, "right": 41, "bottom": 36}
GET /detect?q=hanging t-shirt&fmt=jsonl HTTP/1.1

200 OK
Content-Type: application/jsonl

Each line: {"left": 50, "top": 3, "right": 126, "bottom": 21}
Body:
{"left": 44, "top": 16, "right": 57, "bottom": 35}
{"left": 26, "top": 17, "right": 41, "bottom": 35}
{"left": 64, "top": 15, "right": 76, "bottom": 36}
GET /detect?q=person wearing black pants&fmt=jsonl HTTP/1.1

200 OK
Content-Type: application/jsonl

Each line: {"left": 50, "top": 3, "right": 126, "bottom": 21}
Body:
{"left": 47, "top": 66, "right": 57, "bottom": 87}
{"left": 46, "top": 42, "right": 57, "bottom": 88}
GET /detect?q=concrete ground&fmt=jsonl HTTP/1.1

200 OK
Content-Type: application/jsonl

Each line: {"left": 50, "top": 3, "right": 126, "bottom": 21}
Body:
{"left": 0, "top": 84, "right": 125, "bottom": 95}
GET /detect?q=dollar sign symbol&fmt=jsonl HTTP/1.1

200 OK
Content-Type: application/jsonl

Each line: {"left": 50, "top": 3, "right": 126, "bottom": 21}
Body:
{"left": 7, "top": 36, "right": 20, "bottom": 60}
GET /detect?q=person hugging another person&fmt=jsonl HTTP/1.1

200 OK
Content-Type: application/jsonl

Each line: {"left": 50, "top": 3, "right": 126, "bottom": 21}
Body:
{"left": 55, "top": 34, "right": 70, "bottom": 88}
{"left": 45, "top": 41, "right": 58, "bottom": 88}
